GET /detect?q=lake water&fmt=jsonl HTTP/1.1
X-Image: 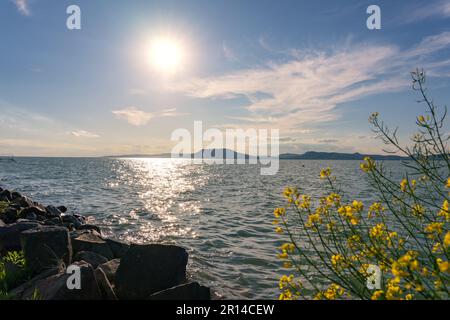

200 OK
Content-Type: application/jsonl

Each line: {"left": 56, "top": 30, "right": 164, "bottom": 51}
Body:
{"left": 0, "top": 157, "right": 404, "bottom": 299}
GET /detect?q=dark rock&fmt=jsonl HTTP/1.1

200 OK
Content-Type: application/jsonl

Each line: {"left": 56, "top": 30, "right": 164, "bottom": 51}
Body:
{"left": 95, "top": 268, "right": 117, "bottom": 300}
{"left": 0, "top": 190, "right": 13, "bottom": 201}
{"left": 16, "top": 261, "right": 102, "bottom": 300}
{"left": 73, "top": 214, "right": 86, "bottom": 222}
{"left": 148, "top": 282, "right": 211, "bottom": 300}
{"left": 49, "top": 217, "right": 63, "bottom": 225}
{"left": 45, "top": 205, "right": 61, "bottom": 218}
{"left": 20, "top": 226, "right": 72, "bottom": 274}
{"left": 9, "top": 266, "right": 62, "bottom": 298}
{"left": 57, "top": 206, "right": 67, "bottom": 213}
{"left": 76, "top": 224, "right": 101, "bottom": 234}
{"left": 105, "top": 238, "right": 130, "bottom": 258}
{"left": 73, "top": 251, "right": 108, "bottom": 268}
{"left": 12, "top": 195, "right": 33, "bottom": 208}
{"left": 115, "top": 244, "right": 188, "bottom": 299}
{"left": 2, "top": 208, "right": 18, "bottom": 224}
{"left": 70, "top": 229, "right": 102, "bottom": 241}
{"left": 96, "top": 258, "right": 120, "bottom": 284}
{"left": 23, "top": 212, "right": 37, "bottom": 221}
{"left": 72, "top": 232, "right": 113, "bottom": 260}
{"left": 11, "top": 191, "right": 22, "bottom": 200}
{"left": 19, "top": 206, "right": 46, "bottom": 218}
{"left": 62, "top": 215, "right": 83, "bottom": 228}
{"left": 0, "top": 221, "right": 41, "bottom": 252}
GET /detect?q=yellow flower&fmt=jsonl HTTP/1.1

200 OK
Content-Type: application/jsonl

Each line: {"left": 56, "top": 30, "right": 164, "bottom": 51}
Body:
{"left": 434, "top": 280, "right": 443, "bottom": 289}
{"left": 385, "top": 277, "right": 403, "bottom": 300}
{"left": 371, "top": 290, "right": 384, "bottom": 300}
{"left": 279, "top": 290, "right": 293, "bottom": 300}
{"left": 432, "top": 242, "right": 442, "bottom": 253}
{"left": 274, "top": 207, "right": 286, "bottom": 218}
{"left": 424, "top": 222, "right": 443, "bottom": 239}
{"left": 352, "top": 200, "right": 364, "bottom": 212}
{"left": 436, "top": 258, "right": 449, "bottom": 273}
{"left": 338, "top": 205, "right": 359, "bottom": 225}
{"left": 275, "top": 227, "right": 284, "bottom": 234}
{"left": 392, "top": 251, "right": 419, "bottom": 277}
{"left": 405, "top": 294, "right": 414, "bottom": 300}
{"left": 306, "top": 213, "right": 322, "bottom": 228}
{"left": 298, "top": 195, "right": 311, "bottom": 209}
{"left": 370, "top": 223, "right": 386, "bottom": 239}
{"left": 360, "top": 157, "right": 376, "bottom": 173}
{"left": 331, "top": 254, "right": 347, "bottom": 270}
{"left": 326, "top": 193, "right": 341, "bottom": 206}
{"left": 418, "top": 115, "right": 425, "bottom": 123}
{"left": 277, "top": 251, "right": 288, "bottom": 259}
{"left": 279, "top": 275, "right": 294, "bottom": 290}
{"left": 438, "top": 200, "right": 449, "bottom": 221}
{"left": 281, "top": 243, "right": 295, "bottom": 253}
{"left": 320, "top": 167, "right": 331, "bottom": 179}
{"left": 368, "top": 202, "right": 384, "bottom": 218}
{"left": 400, "top": 179, "right": 408, "bottom": 192}
{"left": 412, "top": 204, "right": 425, "bottom": 216}
{"left": 283, "top": 187, "right": 298, "bottom": 200}
{"left": 314, "top": 284, "right": 344, "bottom": 300}
{"left": 446, "top": 177, "right": 450, "bottom": 188}
{"left": 444, "top": 231, "right": 450, "bottom": 248}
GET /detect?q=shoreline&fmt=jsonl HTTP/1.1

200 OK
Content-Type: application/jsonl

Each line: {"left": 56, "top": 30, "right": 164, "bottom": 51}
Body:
{"left": 0, "top": 186, "right": 211, "bottom": 300}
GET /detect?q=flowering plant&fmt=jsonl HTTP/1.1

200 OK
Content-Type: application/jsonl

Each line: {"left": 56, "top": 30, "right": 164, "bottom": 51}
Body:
{"left": 274, "top": 70, "right": 449, "bottom": 300}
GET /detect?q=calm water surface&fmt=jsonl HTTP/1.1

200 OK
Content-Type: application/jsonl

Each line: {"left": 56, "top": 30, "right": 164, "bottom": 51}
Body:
{"left": 0, "top": 158, "right": 404, "bottom": 299}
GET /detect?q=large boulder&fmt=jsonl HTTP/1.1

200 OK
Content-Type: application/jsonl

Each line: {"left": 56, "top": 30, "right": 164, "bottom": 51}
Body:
{"left": 19, "top": 206, "right": 47, "bottom": 219}
{"left": 0, "top": 221, "right": 41, "bottom": 253}
{"left": 12, "top": 196, "right": 34, "bottom": 208}
{"left": 0, "top": 190, "right": 13, "bottom": 202}
{"left": 115, "top": 244, "right": 188, "bottom": 299}
{"left": 105, "top": 238, "right": 130, "bottom": 258}
{"left": 20, "top": 226, "right": 72, "bottom": 274}
{"left": 148, "top": 282, "right": 211, "bottom": 300}
{"left": 73, "top": 251, "right": 108, "bottom": 268}
{"left": 45, "top": 205, "right": 61, "bottom": 218}
{"left": 72, "top": 232, "right": 113, "bottom": 260}
{"left": 2, "top": 207, "right": 18, "bottom": 224}
{"left": 9, "top": 266, "right": 62, "bottom": 298}
{"left": 14, "top": 261, "right": 102, "bottom": 300}
{"left": 94, "top": 268, "right": 117, "bottom": 300}
{"left": 96, "top": 258, "right": 120, "bottom": 284}
{"left": 62, "top": 214, "right": 84, "bottom": 229}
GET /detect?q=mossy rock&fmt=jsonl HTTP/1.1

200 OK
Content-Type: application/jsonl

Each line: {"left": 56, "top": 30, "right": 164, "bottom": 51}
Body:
{"left": 0, "top": 201, "right": 9, "bottom": 215}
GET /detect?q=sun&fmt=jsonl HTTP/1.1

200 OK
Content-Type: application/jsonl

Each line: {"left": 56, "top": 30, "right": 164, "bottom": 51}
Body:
{"left": 149, "top": 37, "right": 183, "bottom": 73}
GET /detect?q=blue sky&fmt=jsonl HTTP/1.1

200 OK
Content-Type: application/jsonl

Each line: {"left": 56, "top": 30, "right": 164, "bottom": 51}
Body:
{"left": 1, "top": 0, "right": 450, "bottom": 156}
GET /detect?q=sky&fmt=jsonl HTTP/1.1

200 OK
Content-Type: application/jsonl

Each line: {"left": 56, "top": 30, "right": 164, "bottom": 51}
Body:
{"left": 1, "top": 0, "right": 450, "bottom": 156}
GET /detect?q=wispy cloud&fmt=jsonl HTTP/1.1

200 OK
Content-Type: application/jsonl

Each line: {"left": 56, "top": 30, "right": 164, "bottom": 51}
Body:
{"left": 70, "top": 130, "right": 100, "bottom": 138}
{"left": 12, "top": 0, "right": 30, "bottom": 16}
{"left": 222, "top": 41, "right": 237, "bottom": 61}
{"left": 172, "top": 32, "right": 450, "bottom": 134}
{"left": 405, "top": 0, "right": 450, "bottom": 23}
{"left": 112, "top": 107, "right": 186, "bottom": 126}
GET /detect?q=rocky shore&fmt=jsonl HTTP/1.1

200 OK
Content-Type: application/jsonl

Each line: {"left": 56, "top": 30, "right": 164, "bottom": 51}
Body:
{"left": 0, "top": 187, "right": 211, "bottom": 300}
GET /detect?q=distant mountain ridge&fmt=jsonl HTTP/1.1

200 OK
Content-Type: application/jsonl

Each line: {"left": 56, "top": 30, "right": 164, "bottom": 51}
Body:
{"left": 111, "top": 149, "right": 406, "bottom": 160}
{"left": 280, "top": 151, "right": 406, "bottom": 160}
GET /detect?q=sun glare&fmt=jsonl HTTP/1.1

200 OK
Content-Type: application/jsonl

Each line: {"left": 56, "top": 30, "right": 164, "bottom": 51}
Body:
{"left": 150, "top": 37, "right": 183, "bottom": 73}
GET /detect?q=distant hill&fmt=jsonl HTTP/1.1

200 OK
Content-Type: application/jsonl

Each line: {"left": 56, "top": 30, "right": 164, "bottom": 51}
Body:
{"left": 110, "top": 150, "right": 406, "bottom": 160}
{"left": 279, "top": 151, "right": 406, "bottom": 160}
